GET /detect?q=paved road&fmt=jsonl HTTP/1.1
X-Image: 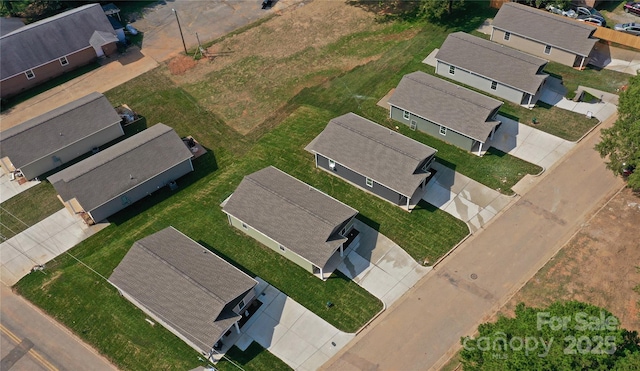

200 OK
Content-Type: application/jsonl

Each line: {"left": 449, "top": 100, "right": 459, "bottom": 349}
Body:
{"left": 0, "top": 285, "right": 117, "bottom": 371}
{"left": 321, "top": 115, "right": 624, "bottom": 370}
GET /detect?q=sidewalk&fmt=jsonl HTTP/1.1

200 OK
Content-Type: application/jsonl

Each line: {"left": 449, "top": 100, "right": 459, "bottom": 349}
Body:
{"left": 0, "top": 209, "right": 108, "bottom": 286}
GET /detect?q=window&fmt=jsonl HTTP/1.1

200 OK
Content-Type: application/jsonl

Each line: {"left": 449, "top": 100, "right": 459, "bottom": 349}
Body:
{"left": 241, "top": 222, "right": 248, "bottom": 230}
{"left": 279, "top": 245, "right": 286, "bottom": 252}
{"left": 366, "top": 177, "right": 373, "bottom": 188}
{"left": 410, "top": 120, "right": 417, "bottom": 131}
{"left": 544, "top": 45, "right": 552, "bottom": 55}
{"left": 328, "top": 159, "right": 336, "bottom": 169}
{"left": 25, "top": 69, "right": 35, "bottom": 80}
{"left": 238, "top": 299, "right": 245, "bottom": 310}
{"left": 449, "top": 65, "right": 455, "bottom": 75}
{"left": 504, "top": 32, "right": 510, "bottom": 41}
{"left": 439, "top": 126, "right": 447, "bottom": 136}
{"left": 121, "top": 195, "right": 131, "bottom": 205}
{"left": 59, "top": 56, "right": 69, "bottom": 66}
{"left": 491, "top": 81, "right": 497, "bottom": 90}
{"left": 403, "top": 110, "right": 410, "bottom": 120}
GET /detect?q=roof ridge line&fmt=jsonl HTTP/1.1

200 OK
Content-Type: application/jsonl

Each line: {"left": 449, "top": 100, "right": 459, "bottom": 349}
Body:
{"left": 134, "top": 241, "right": 227, "bottom": 305}
{"left": 245, "top": 176, "right": 338, "bottom": 231}
{"left": 331, "top": 117, "right": 424, "bottom": 162}
{"left": 502, "top": 2, "right": 596, "bottom": 31}
{"left": 451, "top": 33, "right": 545, "bottom": 67}
{"left": 0, "top": 4, "right": 99, "bottom": 39}
{"left": 406, "top": 74, "right": 499, "bottom": 111}
{"left": 61, "top": 126, "right": 173, "bottom": 182}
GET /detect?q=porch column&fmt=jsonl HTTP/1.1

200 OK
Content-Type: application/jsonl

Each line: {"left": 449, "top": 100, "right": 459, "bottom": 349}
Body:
{"left": 319, "top": 267, "right": 324, "bottom": 280}
{"left": 477, "top": 141, "right": 483, "bottom": 156}
{"left": 527, "top": 93, "right": 533, "bottom": 108}
{"left": 339, "top": 244, "right": 344, "bottom": 257}
{"left": 579, "top": 56, "right": 585, "bottom": 69}
{"left": 234, "top": 321, "right": 240, "bottom": 334}
{"left": 406, "top": 195, "right": 410, "bottom": 210}
{"left": 490, "top": 126, "right": 496, "bottom": 140}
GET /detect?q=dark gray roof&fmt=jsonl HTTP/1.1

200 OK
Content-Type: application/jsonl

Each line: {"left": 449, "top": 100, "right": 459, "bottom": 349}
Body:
{"left": 435, "top": 32, "right": 548, "bottom": 95}
{"left": 0, "top": 92, "right": 121, "bottom": 169}
{"left": 49, "top": 123, "right": 193, "bottom": 212}
{"left": 222, "top": 166, "right": 358, "bottom": 268}
{"left": 307, "top": 113, "right": 437, "bottom": 197}
{"left": 109, "top": 227, "right": 257, "bottom": 353}
{"left": 492, "top": 2, "right": 598, "bottom": 57}
{"left": 0, "top": 4, "right": 116, "bottom": 80}
{"left": 0, "top": 17, "right": 25, "bottom": 36}
{"left": 388, "top": 72, "right": 503, "bottom": 143}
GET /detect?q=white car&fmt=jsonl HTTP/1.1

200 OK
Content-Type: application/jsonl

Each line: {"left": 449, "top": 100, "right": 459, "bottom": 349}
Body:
{"left": 546, "top": 4, "right": 577, "bottom": 18}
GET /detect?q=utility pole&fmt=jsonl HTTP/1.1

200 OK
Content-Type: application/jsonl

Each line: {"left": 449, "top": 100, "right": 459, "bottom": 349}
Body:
{"left": 172, "top": 8, "right": 188, "bottom": 55}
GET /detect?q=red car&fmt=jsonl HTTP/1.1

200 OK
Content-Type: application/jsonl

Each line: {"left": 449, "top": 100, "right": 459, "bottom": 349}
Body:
{"left": 624, "top": 2, "right": 640, "bottom": 16}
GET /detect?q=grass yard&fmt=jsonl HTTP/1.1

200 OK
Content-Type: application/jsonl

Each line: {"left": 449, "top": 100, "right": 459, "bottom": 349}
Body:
{"left": 544, "top": 61, "right": 630, "bottom": 97}
{"left": 0, "top": 182, "right": 61, "bottom": 239}
{"left": 218, "top": 342, "right": 291, "bottom": 371}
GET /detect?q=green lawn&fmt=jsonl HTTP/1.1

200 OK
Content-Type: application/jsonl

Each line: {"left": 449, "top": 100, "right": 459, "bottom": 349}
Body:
{"left": 0, "top": 182, "right": 61, "bottom": 240}
{"left": 218, "top": 342, "right": 292, "bottom": 371}
{"left": 544, "top": 61, "right": 630, "bottom": 98}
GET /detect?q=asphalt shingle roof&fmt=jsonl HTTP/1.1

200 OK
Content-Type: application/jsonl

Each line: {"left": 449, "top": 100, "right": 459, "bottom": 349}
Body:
{"left": 0, "top": 92, "right": 121, "bottom": 169}
{"left": 48, "top": 123, "right": 193, "bottom": 212}
{"left": 307, "top": 113, "right": 437, "bottom": 197}
{"left": 223, "top": 166, "right": 358, "bottom": 268}
{"left": 492, "top": 2, "right": 598, "bottom": 57}
{"left": 435, "top": 32, "right": 548, "bottom": 95}
{"left": 387, "top": 71, "right": 503, "bottom": 143}
{"left": 0, "top": 4, "right": 116, "bottom": 79}
{"left": 109, "top": 227, "right": 257, "bottom": 352}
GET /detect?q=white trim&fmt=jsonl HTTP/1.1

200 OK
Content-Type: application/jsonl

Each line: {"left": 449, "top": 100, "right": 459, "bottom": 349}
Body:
{"left": 448, "top": 65, "right": 455, "bottom": 75}
{"left": 544, "top": 45, "right": 552, "bottom": 55}
{"left": 25, "top": 69, "right": 35, "bottom": 80}
{"left": 59, "top": 56, "right": 69, "bottom": 66}
{"left": 1, "top": 47, "right": 93, "bottom": 81}
{"left": 439, "top": 126, "right": 447, "bottom": 136}
{"left": 490, "top": 81, "right": 497, "bottom": 90}
{"left": 503, "top": 31, "right": 511, "bottom": 41}
{"left": 410, "top": 120, "right": 417, "bottom": 131}
{"left": 365, "top": 177, "right": 374, "bottom": 188}
{"left": 402, "top": 110, "right": 410, "bottom": 120}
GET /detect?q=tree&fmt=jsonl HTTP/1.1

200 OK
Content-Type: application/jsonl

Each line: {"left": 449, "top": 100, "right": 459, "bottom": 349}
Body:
{"left": 460, "top": 302, "right": 640, "bottom": 370}
{"left": 596, "top": 74, "right": 640, "bottom": 190}
{"left": 419, "top": 0, "right": 465, "bottom": 21}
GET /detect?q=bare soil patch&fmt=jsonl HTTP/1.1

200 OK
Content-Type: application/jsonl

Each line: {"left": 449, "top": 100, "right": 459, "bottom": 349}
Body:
{"left": 167, "top": 55, "right": 197, "bottom": 75}
{"left": 158, "top": 1, "right": 406, "bottom": 134}
{"left": 500, "top": 187, "right": 640, "bottom": 332}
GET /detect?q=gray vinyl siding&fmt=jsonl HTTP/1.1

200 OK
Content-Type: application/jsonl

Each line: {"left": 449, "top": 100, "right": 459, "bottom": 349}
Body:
{"left": 228, "top": 215, "right": 315, "bottom": 273}
{"left": 88, "top": 159, "right": 193, "bottom": 222}
{"left": 316, "top": 154, "right": 407, "bottom": 205}
{"left": 436, "top": 61, "right": 525, "bottom": 105}
{"left": 390, "top": 106, "right": 476, "bottom": 151}
{"left": 491, "top": 29, "right": 580, "bottom": 67}
{"left": 20, "top": 123, "right": 124, "bottom": 180}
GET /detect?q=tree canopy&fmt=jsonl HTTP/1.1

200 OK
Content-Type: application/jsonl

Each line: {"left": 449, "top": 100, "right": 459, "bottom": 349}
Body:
{"left": 596, "top": 74, "right": 640, "bottom": 190}
{"left": 419, "top": 0, "right": 465, "bottom": 21}
{"left": 461, "top": 301, "right": 640, "bottom": 370}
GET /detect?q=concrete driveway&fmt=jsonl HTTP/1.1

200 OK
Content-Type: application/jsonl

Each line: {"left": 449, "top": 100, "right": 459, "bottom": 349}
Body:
{"left": 337, "top": 220, "right": 430, "bottom": 305}
{"left": 0, "top": 209, "right": 108, "bottom": 286}
{"left": 486, "top": 115, "right": 575, "bottom": 170}
{"left": 237, "top": 278, "right": 354, "bottom": 371}
{"left": 538, "top": 77, "right": 619, "bottom": 122}
{"left": 423, "top": 162, "right": 513, "bottom": 233}
{"left": 0, "top": 173, "right": 40, "bottom": 204}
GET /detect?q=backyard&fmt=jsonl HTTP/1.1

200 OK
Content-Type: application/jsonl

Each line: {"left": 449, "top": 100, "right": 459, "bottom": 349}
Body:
{"left": 7, "top": 0, "right": 629, "bottom": 370}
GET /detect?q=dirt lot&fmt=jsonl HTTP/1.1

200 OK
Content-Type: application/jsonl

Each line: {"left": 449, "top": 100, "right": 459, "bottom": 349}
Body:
{"left": 500, "top": 187, "right": 640, "bottom": 332}
{"left": 161, "top": 1, "right": 415, "bottom": 134}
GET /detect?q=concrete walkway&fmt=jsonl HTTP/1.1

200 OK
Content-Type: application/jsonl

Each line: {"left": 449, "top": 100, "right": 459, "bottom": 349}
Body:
{"left": 538, "top": 77, "right": 618, "bottom": 121}
{"left": 0, "top": 209, "right": 108, "bottom": 286}
{"left": 0, "top": 172, "right": 40, "bottom": 204}
{"left": 423, "top": 162, "right": 513, "bottom": 233}
{"left": 237, "top": 278, "right": 354, "bottom": 371}
{"left": 337, "top": 220, "right": 431, "bottom": 305}
{"left": 486, "top": 114, "right": 575, "bottom": 170}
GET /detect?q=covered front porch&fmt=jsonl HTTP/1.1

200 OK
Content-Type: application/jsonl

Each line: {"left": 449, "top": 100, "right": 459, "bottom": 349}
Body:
{"left": 313, "top": 227, "right": 361, "bottom": 280}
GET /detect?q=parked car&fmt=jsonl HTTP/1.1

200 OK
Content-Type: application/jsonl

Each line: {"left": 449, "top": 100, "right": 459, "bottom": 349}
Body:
{"left": 576, "top": 14, "right": 606, "bottom": 27}
{"left": 623, "top": 2, "right": 640, "bottom": 16}
{"left": 622, "top": 163, "right": 636, "bottom": 177}
{"left": 571, "top": 4, "right": 604, "bottom": 18}
{"left": 546, "top": 4, "right": 577, "bottom": 18}
{"left": 261, "top": 0, "right": 273, "bottom": 9}
{"left": 614, "top": 22, "right": 640, "bottom": 35}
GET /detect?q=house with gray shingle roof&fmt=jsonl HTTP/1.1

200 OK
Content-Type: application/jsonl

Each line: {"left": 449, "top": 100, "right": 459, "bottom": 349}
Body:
{"left": 49, "top": 123, "right": 194, "bottom": 224}
{"left": 435, "top": 32, "right": 548, "bottom": 107}
{"left": 388, "top": 71, "right": 503, "bottom": 155}
{"left": 0, "top": 92, "right": 124, "bottom": 180}
{"left": 109, "top": 226, "right": 258, "bottom": 356}
{"left": 0, "top": 4, "right": 118, "bottom": 99}
{"left": 306, "top": 113, "right": 437, "bottom": 210}
{"left": 222, "top": 166, "right": 358, "bottom": 280}
{"left": 490, "top": 2, "right": 598, "bottom": 68}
